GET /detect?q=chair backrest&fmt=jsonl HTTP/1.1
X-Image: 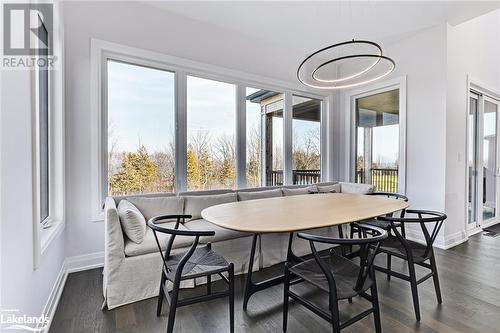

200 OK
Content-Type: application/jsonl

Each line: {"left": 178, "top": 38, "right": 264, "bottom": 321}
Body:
{"left": 378, "top": 209, "right": 447, "bottom": 257}
{"left": 148, "top": 214, "right": 215, "bottom": 281}
{"left": 367, "top": 191, "right": 408, "bottom": 201}
{"left": 298, "top": 224, "right": 388, "bottom": 296}
{"left": 367, "top": 192, "right": 408, "bottom": 217}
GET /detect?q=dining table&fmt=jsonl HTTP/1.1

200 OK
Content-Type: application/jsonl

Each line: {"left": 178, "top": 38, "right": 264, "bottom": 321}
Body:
{"left": 201, "top": 192, "right": 409, "bottom": 309}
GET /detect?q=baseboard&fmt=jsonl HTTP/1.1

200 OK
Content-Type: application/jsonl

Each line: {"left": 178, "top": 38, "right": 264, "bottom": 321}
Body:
{"left": 39, "top": 252, "right": 104, "bottom": 332}
{"left": 38, "top": 261, "right": 68, "bottom": 333}
{"left": 65, "top": 251, "right": 104, "bottom": 273}
{"left": 405, "top": 229, "right": 468, "bottom": 250}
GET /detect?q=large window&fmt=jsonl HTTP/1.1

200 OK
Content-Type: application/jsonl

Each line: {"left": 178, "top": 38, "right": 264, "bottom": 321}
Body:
{"left": 354, "top": 88, "right": 400, "bottom": 193}
{"left": 107, "top": 60, "right": 176, "bottom": 196}
{"left": 186, "top": 76, "right": 236, "bottom": 190}
{"left": 292, "top": 95, "right": 321, "bottom": 185}
{"left": 97, "top": 44, "right": 329, "bottom": 208}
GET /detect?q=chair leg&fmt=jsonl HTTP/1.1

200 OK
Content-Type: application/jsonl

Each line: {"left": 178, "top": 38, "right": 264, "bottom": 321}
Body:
{"left": 157, "top": 271, "right": 166, "bottom": 316}
{"left": 166, "top": 281, "right": 180, "bottom": 333}
{"left": 349, "top": 224, "right": 355, "bottom": 253}
{"left": 337, "top": 225, "right": 346, "bottom": 256}
{"left": 386, "top": 254, "right": 392, "bottom": 281}
{"left": 283, "top": 265, "right": 291, "bottom": 332}
{"left": 207, "top": 274, "right": 212, "bottom": 295}
{"left": 329, "top": 294, "right": 341, "bottom": 333}
{"left": 407, "top": 259, "right": 421, "bottom": 321}
{"left": 229, "top": 264, "right": 235, "bottom": 333}
{"left": 430, "top": 254, "right": 442, "bottom": 304}
{"left": 370, "top": 274, "right": 382, "bottom": 333}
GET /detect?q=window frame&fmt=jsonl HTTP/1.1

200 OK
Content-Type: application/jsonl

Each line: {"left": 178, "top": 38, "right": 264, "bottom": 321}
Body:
{"left": 36, "top": 17, "right": 50, "bottom": 225}
{"left": 345, "top": 76, "right": 407, "bottom": 194}
{"left": 32, "top": 3, "right": 66, "bottom": 268}
{"left": 91, "top": 39, "right": 330, "bottom": 220}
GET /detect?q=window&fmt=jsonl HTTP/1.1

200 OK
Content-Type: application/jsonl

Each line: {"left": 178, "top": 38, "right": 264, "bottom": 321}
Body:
{"left": 186, "top": 76, "right": 236, "bottom": 190}
{"left": 95, "top": 42, "right": 331, "bottom": 211}
{"left": 354, "top": 88, "right": 400, "bottom": 193}
{"left": 106, "top": 60, "right": 176, "bottom": 196}
{"left": 245, "top": 88, "right": 283, "bottom": 187}
{"left": 254, "top": 92, "right": 285, "bottom": 186}
{"left": 37, "top": 19, "right": 49, "bottom": 223}
{"left": 292, "top": 95, "right": 321, "bottom": 184}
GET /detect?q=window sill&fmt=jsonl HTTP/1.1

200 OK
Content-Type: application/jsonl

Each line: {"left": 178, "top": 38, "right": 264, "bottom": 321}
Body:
{"left": 40, "top": 218, "right": 65, "bottom": 255}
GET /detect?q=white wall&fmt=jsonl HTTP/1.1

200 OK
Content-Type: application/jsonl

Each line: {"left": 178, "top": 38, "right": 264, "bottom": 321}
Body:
{"left": 445, "top": 10, "right": 500, "bottom": 242}
{"left": 337, "top": 24, "right": 448, "bottom": 244}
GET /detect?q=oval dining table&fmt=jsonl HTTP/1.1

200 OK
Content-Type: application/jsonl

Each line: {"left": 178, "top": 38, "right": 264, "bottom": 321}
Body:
{"left": 201, "top": 192, "right": 409, "bottom": 309}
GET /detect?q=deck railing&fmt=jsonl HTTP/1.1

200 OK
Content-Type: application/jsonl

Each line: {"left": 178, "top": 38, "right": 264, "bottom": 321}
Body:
{"left": 268, "top": 168, "right": 397, "bottom": 192}
{"left": 269, "top": 170, "right": 321, "bottom": 186}
{"left": 357, "top": 168, "right": 399, "bottom": 193}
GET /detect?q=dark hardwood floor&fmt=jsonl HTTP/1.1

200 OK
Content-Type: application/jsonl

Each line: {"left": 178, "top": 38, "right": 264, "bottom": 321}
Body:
{"left": 50, "top": 233, "right": 500, "bottom": 333}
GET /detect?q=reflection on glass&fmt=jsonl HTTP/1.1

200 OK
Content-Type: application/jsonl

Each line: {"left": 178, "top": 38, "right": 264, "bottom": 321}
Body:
{"left": 187, "top": 76, "right": 236, "bottom": 190}
{"left": 482, "top": 100, "right": 497, "bottom": 221}
{"left": 355, "top": 89, "right": 400, "bottom": 193}
{"left": 468, "top": 97, "right": 478, "bottom": 224}
{"left": 292, "top": 95, "right": 321, "bottom": 184}
{"left": 107, "top": 60, "right": 175, "bottom": 196}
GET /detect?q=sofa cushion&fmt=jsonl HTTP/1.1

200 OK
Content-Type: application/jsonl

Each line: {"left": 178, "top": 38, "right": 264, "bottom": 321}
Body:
{"left": 340, "top": 182, "right": 374, "bottom": 194}
{"left": 184, "top": 219, "right": 249, "bottom": 243}
{"left": 183, "top": 193, "right": 237, "bottom": 220}
{"left": 127, "top": 196, "right": 184, "bottom": 221}
{"left": 124, "top": 222, "right": 194, "bottom": 257}
{"left": 282, "top": 185, "right": 317, "bottom": 196}
{"left": 317, "top": 184, "right": 341, "bottom": 193}
{"left": 237, "top": 188, "right": 282, "bottom": 201}
{"left": 117, "top": 200, "right": 147, "bottom": 244}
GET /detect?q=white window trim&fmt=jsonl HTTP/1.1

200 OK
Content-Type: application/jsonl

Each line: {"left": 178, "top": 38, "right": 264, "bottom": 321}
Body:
{"left": 90, "top": 39, "right": 331, "bottom": 221}
{"left": 32, "top": 2, "right": 65, "bottom": 268}
{"left": 343, "top": 76, "right": 407, "bottom": 194}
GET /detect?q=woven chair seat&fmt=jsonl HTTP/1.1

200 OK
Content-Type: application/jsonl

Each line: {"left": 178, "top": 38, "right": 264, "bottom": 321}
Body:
{"left": 289, "top": 253, "right": 373, "bottom": 300}
{"left": 378, "top": 236, "right": 430, "bottom": 263}
{"left": 166, "top": 246, "right": 229, "bottom": 281}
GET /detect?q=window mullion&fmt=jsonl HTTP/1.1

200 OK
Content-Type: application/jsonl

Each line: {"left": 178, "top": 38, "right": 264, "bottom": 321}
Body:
{"left": 283, "top": 91, "right": 293, "bottom": 185}
{"left": 236, "top": 85, "right": 246, "bottom": 189}
{"left": 176, "top": 71, "right": 187, "bottom": 192}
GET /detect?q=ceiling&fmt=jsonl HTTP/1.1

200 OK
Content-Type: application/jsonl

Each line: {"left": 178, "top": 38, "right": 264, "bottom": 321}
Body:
{"left": 148, "top": 1, "right": 500, "bottom": 52}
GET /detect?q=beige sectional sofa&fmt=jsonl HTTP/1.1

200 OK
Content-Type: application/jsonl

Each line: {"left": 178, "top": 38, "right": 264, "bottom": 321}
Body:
{"left": 102, "top": 182, "right": 374, "bottom": 309}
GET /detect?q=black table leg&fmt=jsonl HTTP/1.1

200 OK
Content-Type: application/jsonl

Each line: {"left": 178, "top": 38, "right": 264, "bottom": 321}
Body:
{"left": 242, "top": 233, "right": 304, "bottom": 310}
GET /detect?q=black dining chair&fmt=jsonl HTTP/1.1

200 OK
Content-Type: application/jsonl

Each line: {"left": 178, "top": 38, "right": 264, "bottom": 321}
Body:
{"left": 283, "top": 224, "right": 388, "bottom": 333}
{"left": 373, "top": 210, "right": 446, "bottom": 321}
{"left": 348, "top": 192, "right": 408, "bottom": 261}
{"left": 350, "top": 192, "right": 409, "bottom": 238}
{"left": 148, "top": 214, "right": 234, "bottom": 333}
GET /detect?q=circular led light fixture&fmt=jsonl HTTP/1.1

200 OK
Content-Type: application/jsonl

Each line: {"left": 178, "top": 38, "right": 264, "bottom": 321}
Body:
{"left": 297, "top": 39, "right": 395, "bottom": 90}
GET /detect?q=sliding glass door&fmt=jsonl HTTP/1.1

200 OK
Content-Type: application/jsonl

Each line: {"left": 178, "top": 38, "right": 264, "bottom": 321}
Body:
{"left": 467, "top": 91, "right": 499, "bottom": 230}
